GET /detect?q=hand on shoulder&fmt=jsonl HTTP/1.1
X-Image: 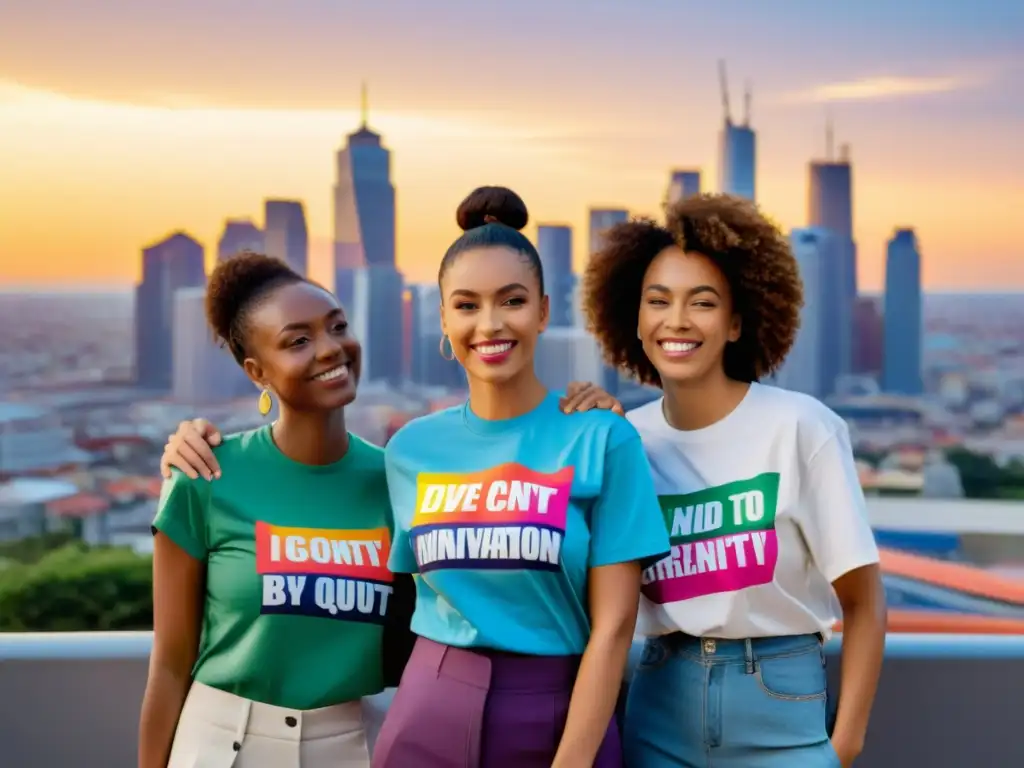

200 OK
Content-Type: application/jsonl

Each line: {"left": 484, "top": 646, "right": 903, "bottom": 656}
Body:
{"left": 160, "top": 418, "right": 224, "bottom": 481}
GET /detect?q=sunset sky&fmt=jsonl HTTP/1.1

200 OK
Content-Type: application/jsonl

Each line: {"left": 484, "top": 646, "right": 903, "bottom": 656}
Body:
{"left": 1, "top": 0, "right": 1021, "bottom": 290}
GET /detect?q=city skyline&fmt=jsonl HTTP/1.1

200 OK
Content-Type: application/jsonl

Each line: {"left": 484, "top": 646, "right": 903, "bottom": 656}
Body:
{"left": 1, "top": 0, "right": 1021, "bottom": 290}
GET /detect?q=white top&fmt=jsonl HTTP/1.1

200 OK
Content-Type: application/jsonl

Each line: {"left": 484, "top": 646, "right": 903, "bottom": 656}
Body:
{"left": 628, "top": 383, "right": 880, "bottom": 640}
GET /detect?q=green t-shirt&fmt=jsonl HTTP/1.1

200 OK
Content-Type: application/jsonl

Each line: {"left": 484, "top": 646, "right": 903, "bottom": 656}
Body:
{"left": 152, "top": 426, "right": 394, "bottom": 710}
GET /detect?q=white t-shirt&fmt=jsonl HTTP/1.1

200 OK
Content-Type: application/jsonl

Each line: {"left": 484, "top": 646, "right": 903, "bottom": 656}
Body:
{"left": 628, "top": 382, "right": 879, "bottom": 640}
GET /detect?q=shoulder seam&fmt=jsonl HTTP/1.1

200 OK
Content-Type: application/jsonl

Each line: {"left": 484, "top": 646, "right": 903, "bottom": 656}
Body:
{"left": 805, "top": 425, "right": 844, "bottom": 465}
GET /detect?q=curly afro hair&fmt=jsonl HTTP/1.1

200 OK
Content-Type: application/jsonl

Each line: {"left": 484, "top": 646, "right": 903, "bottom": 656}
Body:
{"left": 205, "top": 251, "right": 304, "bottom": 365}
{"left": 582, "top": 193, "right": 803, "bottom": 387}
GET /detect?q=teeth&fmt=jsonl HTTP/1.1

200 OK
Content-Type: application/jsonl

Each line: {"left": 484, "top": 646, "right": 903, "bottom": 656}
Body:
{"left": 477, "top": 343, "right": 513, "bottom": 355}
{"left": 661, "top": 341, "right": 699, "bottom": 353}
{"left": 315, "top": 365, "right": 349, "bottom": 381}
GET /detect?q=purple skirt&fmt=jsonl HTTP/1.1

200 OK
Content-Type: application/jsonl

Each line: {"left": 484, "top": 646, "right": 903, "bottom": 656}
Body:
{"left": 371, "top": 636, "right": 623, "bottom": 768}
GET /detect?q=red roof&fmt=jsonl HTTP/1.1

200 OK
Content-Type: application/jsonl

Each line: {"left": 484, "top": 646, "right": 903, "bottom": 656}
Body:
{"left": 47, "top": 493, "right": 110, "bottom": 518}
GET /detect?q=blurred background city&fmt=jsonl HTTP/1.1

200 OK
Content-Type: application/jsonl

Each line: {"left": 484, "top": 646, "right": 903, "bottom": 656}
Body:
{"left": 1, "top": 1, "right": 1022, "bottom": 631}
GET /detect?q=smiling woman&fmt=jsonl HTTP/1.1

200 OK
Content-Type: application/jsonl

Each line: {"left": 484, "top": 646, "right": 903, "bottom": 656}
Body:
{"left": 138, "top": 252, "right": 415, "bottom": 768}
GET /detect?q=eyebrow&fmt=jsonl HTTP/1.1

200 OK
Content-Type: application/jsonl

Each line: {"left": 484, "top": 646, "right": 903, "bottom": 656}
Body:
{"left": 279, "top": 308, "right": 345, "bottom": 334}
{"left": 644, "top": 283, "right": 721, "bottom": 298}
{"left": 448, "top": 282, "right": 530, "bottom": 301}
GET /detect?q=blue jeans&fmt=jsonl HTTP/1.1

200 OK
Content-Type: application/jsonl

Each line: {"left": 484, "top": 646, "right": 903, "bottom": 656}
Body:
{"left": 623, "top": 633, "right": 841, "bottom": 767}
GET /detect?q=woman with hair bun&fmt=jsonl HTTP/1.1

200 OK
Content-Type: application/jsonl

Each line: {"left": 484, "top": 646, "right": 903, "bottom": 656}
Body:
{"left": 154, "top": 187, "right": 664, "bottom": 767}
{"left": 367, "top": 186, "right": 669, "bottom": 768}
{"left": 138, "top": 253, "right": 415, "bottom": 768}
{"left": 580, "top": 194, "right": 886, "bottom": 767}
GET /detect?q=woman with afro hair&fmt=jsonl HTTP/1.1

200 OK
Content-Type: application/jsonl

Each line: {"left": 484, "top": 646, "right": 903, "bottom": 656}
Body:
{"left": 580, "top": 194, "right": 886, "bottom": 768}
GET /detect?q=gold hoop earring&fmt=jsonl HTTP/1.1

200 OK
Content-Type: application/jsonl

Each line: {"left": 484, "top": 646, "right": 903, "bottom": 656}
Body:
{"left": 439, "top": 335, "right": 455, "bottom": 362}
{"left": 257, "top": 388, "right": 273, "bottom": 416}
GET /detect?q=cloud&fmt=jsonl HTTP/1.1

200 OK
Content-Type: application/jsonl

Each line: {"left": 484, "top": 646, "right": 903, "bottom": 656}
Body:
{"left": 781, "top": 75, "right": 977, "bottom": 104}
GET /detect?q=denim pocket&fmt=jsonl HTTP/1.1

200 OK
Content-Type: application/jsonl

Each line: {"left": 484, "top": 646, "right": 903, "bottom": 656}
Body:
{"left": 755, "top": 647, "right": 827, "bottom": 701}
{"left": 636, "top": 638, "right": 671, "bottom": 672}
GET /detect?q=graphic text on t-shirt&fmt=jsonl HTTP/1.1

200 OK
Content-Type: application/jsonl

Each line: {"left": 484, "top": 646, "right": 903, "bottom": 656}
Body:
{"left": 411, "top": 464, "right": 574, "bottom": 572}
{"left": 641, "top": 473, "right": 780, "bottom": 603}
{"left": 255, "top": 522, "right": 394, "bottom": 623}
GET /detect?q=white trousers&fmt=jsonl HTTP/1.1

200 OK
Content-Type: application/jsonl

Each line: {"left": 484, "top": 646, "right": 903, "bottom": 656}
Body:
{"left": 167, "top": 682, "right": 371, "bottom": 768}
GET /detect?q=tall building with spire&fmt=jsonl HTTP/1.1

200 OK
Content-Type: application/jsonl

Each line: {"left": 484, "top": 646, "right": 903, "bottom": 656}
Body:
{"left": 333, "top": 83, "right": 396, "bottom": 271}
{"left": 333, "top": 84, "right": 404, "bottom": 383}
{"left": 717, "top": 61, "right": 756, "bottom": 201}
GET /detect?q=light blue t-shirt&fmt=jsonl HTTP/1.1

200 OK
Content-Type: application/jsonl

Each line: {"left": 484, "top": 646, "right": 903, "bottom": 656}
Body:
{"left": 384, "top": 392, "right": 670, "bottom": 656}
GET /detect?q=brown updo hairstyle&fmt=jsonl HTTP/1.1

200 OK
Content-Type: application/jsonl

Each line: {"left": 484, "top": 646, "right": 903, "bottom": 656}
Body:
{"left": 205, "top": 251, "right": 304, "bottom": 365}
{"left": 437, "top": 186, "right": 545, "bottom": 296}
{"left": 583, "top": 194, "right": 803, "bottom": 386}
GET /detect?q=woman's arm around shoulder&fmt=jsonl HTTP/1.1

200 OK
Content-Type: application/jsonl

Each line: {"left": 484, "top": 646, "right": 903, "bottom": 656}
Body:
{"left": 552, "top": 420, "right": 669, "bottom": 767}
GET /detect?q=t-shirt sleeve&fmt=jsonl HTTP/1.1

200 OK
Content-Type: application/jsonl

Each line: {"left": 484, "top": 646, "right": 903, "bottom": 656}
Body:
{"left": 151, "top": 470, "right": 208, "bottom": 560}
{"left": 798, "top": 424, "right": 880, "bottom": 583}
{"left": 384, "top": 449, "right": 419, "bottom": 574}
{"left": 590, "top": 434, "right": 671, "bottom": 568}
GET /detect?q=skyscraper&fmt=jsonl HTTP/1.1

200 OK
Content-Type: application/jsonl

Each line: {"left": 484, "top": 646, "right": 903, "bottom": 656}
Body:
{"left": 588, "top": 208, "right": 629, "bottom": 257}
{"left": 330, "top": 86, "right": 404, "bottom": 381}
{"left": 172, "top": 287, "right": 244, "bottom": 403}
{"left": 217, "top": 219, "right": 263, "bottom": 263}
{"left": 883, "top": 229, "right": 924, "bottom": 395}
{"left": 537, "top": 225, "right": 574, "bottom": 327}
{"left": 783, "top": 228, "right": 850, "bottom": 398}
{"left": 135, "top": 232, "right": 206, "bottom": 390}
{"left": 350, "top": 266, "right": 405, "bottom": 383}
{"left": 779, "top": 230, "right": 824, "bottom": 397}
{"left": 717, "top": 62, "right": 756, "bottom": 200}
{"left": 263, "top": 200, "right": 308, "bottom": 276}
{"left": 852, "top": 296, "right": 884, "bottom": 377}
{"left": 808, "top": 121, "right": 857, "bottom": 302}
{"left": 667, "top": 169, "right": 701, "bottom": 205}
{"left": 587, "top": 209, "right": 630, "bottom": 394}
{"left": 409, "top": 284, "right": 463, "bottom": 389}
{"left": 333, "top": 84, "right": 396, "bottom": 271}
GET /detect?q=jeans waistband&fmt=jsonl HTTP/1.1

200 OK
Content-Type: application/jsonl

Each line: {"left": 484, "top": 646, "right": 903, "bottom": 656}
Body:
{"left": 653, "top": 632, "right": 823, "bottom": 663}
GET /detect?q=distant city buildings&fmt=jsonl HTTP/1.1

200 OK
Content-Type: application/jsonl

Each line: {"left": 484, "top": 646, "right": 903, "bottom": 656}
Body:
{"left": 263, "top": 200, "right": 308, "bottom": 277}
{"left": 535, "top": 328, "right": 606, "bottom": 393}
{"left": 217, "top": 219, "right": 263, "bottom": 263}
{"left": 807, "top": 127, "right": 857, "bottom": 303}
{"left": 408, "top": 284, "right": 463, "bottom": 389}
{"left": 852, "top": 296, "right": 884, "bottom": 376}
{"left": 134, "top": 232, "right": 205, "bottom": 391}
{"left": 782, "top": 227, "right": 852, "bottom": 398}
{"left": 537, "top": 225, "right": 574, "bottom": 328}
{"left": 667, "top": 169, "right": 701, "bottom": 205}
{"left": 883, "top": 228, "right": 924, "bottom": 395}
{"left": 172, "top": 287, "right": 246, "bottom": 404}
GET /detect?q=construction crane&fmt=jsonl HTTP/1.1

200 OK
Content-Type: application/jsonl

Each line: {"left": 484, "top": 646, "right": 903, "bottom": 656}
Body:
{"left": 743, "top": 79, "right": 752, "bottom": 127}
{"left": 718, "top": 59, "right": 732, "bottom": 126}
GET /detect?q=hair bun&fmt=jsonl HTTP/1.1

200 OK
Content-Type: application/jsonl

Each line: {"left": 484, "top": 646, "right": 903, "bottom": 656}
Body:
{"left": 456, "top": 186, "right": 529, "bottom": 232}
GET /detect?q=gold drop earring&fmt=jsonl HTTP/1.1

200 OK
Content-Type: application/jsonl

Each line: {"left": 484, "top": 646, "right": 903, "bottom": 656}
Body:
{"left": 258, "top": 388, "right": 273, "bottom": 416}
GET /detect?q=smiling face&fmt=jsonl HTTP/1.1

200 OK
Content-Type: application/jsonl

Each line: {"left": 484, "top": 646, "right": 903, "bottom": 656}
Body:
{"left": 440, "top": 245, "right": 549, "bottom": 386}
{"left": 638, "top": 245, "right": 741, "bottom": 386}
{"left": 242, "top": 281, "right": 361, "bottom": 412}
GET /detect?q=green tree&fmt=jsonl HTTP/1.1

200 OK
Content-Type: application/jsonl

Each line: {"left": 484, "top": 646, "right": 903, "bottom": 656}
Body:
{"left": 0, "top": 544, "right": 152, "bottom": 632}
{"left": 945, "top": 448, "right": 1024, "bottom": 499}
